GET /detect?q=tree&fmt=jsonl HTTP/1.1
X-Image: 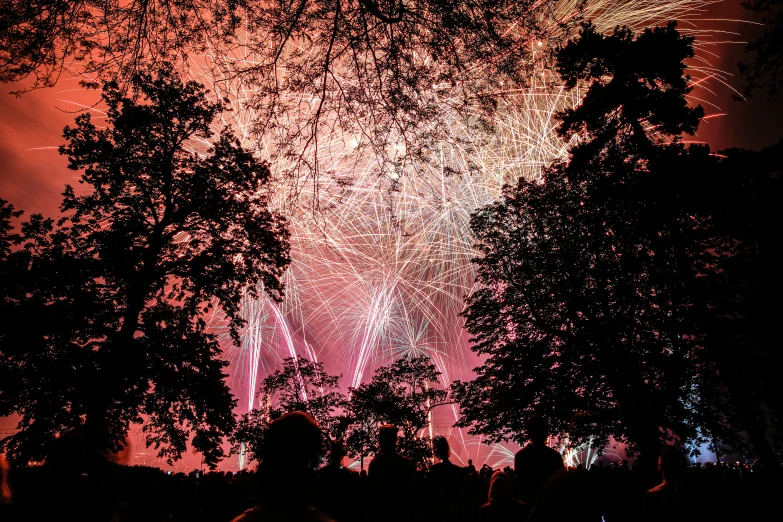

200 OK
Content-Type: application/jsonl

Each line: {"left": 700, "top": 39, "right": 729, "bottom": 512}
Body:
{"left": 0, "top": 65, "right": 291, "bottom": 466}
{"left": 0, "top": 1, "right": 566, "bottom": 188}
{"left": 0, "top": 198, "right": 22, "bottom": 261}
{"left": 0, "top": 1, "right": 237, "bottom": 88}
{"left": 231, "top": 356, "right": 345, "bottom": 464}
{"left": 739, "top": 0, "right": 783, "bottom": 98}
{"left": 344, "top": 356, "right": 447, "bottom": 469}
{"left": 0, "top": 2, "right": 553, "bottom": 95}
{"left": 691, "top": 142, "right": 783, "bottom": 465}
{"left": 453, "top": 22, "right": 726, "bottom": 467}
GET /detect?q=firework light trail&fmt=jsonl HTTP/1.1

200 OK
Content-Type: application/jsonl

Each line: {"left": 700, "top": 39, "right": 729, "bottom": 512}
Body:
{"left": 188, "top": 0, "right": 727, "bottom": 467}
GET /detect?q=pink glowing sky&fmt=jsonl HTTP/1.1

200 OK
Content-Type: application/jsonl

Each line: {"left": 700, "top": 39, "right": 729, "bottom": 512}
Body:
{"left": 1, "top": 1, "right": 781, "bottom": 470}
{"left": 2, "top": 2, "right": 782, "bottom": 218}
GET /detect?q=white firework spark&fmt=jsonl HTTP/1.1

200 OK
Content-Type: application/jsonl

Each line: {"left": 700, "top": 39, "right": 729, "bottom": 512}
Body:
{"left": 187, "top": 0, "right": 728, "bottom": 466}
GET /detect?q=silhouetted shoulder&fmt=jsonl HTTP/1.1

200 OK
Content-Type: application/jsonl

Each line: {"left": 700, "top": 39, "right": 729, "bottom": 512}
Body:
{"left": 427, "top": 459, "right": 465, "bottom": 483}
{"left": 514, "top": 442, "right": 565, "bottom": 503}
{"left": 516, "top": 443, "right": 563, "bottom": 461}
{"left": 369, "top": 451, "right": 414, "bottom": 473}
{"left": 515, "top": 443, "right": 564, "bottom": 472}
{"left": 546, "top": 446, "right": 565, "bottom": 467}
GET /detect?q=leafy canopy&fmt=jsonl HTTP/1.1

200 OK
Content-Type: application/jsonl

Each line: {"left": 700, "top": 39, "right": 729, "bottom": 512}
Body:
{"left": 231, "top": 355, "right": 448, "bottom": 469}
{"left": 0, "top": 66, "right": 291, "bottom": 467}
{"left": 0, "top": 1, "right": 569, "bottom": 191}
{"left": 344, "top": 356, "right": 447, "bottom": 468}
{"left": 231, "top": 357, "right": 345, "bottom": 464}
{"left": 454, "top": 22, "right": 716, "bottom": 460}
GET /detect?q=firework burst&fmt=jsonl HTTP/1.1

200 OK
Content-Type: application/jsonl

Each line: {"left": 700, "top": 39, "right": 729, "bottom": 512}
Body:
{"left": 187, "top": 0, "right": 727, "bottom": 466}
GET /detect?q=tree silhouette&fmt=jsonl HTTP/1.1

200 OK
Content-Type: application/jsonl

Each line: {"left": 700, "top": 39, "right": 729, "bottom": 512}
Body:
{"left": 0, "top": 1, "right": 552, "bottom": 95}
{"left": 344, "top": 356, "right": 446, "bottom": 469}
{"left": 454, "top": 22, "right": 721, "bottom": 467}
{"left": 691, "top": 142, "right": 783, "bottom": 468}
{"left": 0, "top": 65, "right": 290, "bottom": 466}
{"left": 231, "top": 356, "right": 345, "bottom": 464}
{"left": 0, "top": 199, "right": 22, "bottom": 261}
{"left": 0, "top": 1, "right": 566, "bottom": 191}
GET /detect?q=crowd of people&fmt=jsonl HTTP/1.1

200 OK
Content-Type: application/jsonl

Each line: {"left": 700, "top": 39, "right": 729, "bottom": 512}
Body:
{"left": 0, "top": 412, "right": 778, "bottom": 521}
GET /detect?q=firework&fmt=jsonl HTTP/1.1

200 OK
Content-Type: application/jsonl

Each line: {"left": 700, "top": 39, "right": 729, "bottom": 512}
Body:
{"left": 558, "top": 437, "right": 625, "bottom": 469}
{"left": 188, "top": 0, "right": 726, "bottom": 467}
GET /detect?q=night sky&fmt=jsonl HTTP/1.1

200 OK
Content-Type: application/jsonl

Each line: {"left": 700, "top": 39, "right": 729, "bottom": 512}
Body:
{"left": 1, "top": 1, "right": 782, "bottom": 470}
{"left": 1, "top": 2, "right": 782, "bottom": 219}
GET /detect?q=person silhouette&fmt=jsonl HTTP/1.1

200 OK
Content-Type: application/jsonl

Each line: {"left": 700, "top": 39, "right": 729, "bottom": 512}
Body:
{"left": 479, "top": 471, "right": 529, "bottom": 522}
{"left": 367, "top": 425, "right": 415, "bottom": 522}
{"left": 428, "top": 436, "right": 463, "bottom": 480}
{"left": 513, "top": 416, "right": 564, "bottom": 503}
{"left": 425, "top": 436, "right": 465, "bottom": 522}
{"left": 231, "top": 411, "right": 335, "bottom": 522}
{"left": 317, "top": 440, "right": 362, "bottom": 522}
{"left": 642, "top": 446, "right": 692, "bottom": 522}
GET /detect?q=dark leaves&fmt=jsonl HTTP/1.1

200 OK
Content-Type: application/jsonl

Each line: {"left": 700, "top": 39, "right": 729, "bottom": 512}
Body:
{"left": 0, "top": 65, "right": 290, "bottom": 466}
{"left": 456, "top": 22, "right": 721, "bottom": 459}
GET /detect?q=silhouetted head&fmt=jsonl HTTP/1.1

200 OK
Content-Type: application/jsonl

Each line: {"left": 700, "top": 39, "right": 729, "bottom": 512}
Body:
{"left": 378, "top": 425, "right": 398, "bottom": 453}
{"left": 263, "top": 411, "right": 323, "bottom": 471}
{"left": 488, "top": 471, "right": 514, "bottom": 501}
{"left": 658, "top": 446, "right": 687, "bottom": 482}
{"left": 527, "top": 416, "right": 549, "bottom": 443}
{"left": 329, "top": 439, "right": 347, "bottom": 466}
{"left": 433, "top": 436, "right": 450, "bottom": 461}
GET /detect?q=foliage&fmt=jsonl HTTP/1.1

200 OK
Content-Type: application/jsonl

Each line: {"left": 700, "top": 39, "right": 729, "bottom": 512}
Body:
{"left": 0, "top": 0, "right": 236, "bottom": 88}
{"left": 0, "top": 1, "right": 555, "bottom": 95}
{"left": 0, "top": 199, "right": 23, "bottom": 261}
{"left": 739, "top": 0, "right": 783, "bottom": 98}
{"left": 691, "top": 142, "right": 783, "bottom": 464}
{"left": 555, "top": 21, "right": 703, "bottom": 162}
{"left": 231, "top": 355, "right": 447, "bottom": 469}
{"left": 454, "top": 22, "right": 722, "bottom": 461}
{"left": 230, "top": 357, "right": 345, "bottom": 464}
{"left": 344, "top": 356, "right": 447, "bottom": 469}
{"left": 0, "top": 1, "right": 569, "bottom": 187}
{"left": 0, "top": 65, "right": 291, "bottom": 467}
